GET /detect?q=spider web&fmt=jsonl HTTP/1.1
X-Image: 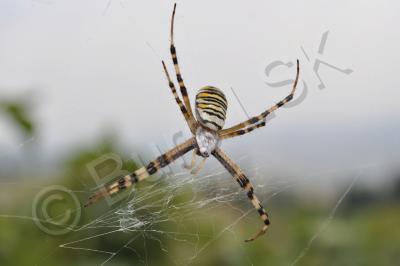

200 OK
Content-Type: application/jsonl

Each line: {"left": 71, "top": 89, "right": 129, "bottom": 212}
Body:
{"left": 47, "top": 151, "right": 367, "bottom": 266}
{"left": 0, "top": 149, "right": 378, "bottom": 265}
{"left": 53, "top": 154, "right": 296, "bottom": 265}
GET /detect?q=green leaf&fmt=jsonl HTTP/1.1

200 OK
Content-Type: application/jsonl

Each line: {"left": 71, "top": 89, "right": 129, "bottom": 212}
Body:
{"left": 1, "top": 101, "right": 34, "bottom": 135}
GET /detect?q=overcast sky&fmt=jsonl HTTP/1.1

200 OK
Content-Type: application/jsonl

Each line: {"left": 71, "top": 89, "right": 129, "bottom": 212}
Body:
{"left": 0, "top": 0, "right": 399, "bottom": 179}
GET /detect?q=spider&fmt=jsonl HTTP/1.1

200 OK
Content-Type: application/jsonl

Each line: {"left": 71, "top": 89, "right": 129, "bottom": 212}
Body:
{"left": 85, "top": 3, "right": 300, "bottom": 242}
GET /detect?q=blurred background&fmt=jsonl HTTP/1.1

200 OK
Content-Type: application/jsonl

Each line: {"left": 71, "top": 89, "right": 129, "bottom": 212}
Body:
{"left": 0, "top": 0, "right": 399, "bottom": 265}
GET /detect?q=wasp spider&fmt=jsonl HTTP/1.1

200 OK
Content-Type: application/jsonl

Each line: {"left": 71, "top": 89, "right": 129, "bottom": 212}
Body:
{"left": 86, "top": 3, "right": 300, "bottom": 242}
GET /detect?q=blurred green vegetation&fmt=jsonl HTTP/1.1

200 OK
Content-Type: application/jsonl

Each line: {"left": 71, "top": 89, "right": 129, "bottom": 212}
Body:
{"left": 0, "top": 142, "right": 399, "bottom": 266}
{"left": 0, "top": 99, "right": 35, "bottom": 136}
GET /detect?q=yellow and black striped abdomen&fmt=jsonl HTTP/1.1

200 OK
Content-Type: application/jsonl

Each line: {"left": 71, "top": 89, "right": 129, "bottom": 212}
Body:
{"left": 195, "top": 86, "right": 228, "bottom": 131}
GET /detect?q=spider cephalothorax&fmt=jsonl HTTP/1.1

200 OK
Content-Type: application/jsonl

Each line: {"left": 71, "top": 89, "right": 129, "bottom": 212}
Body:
{"left": 195, "top": 126, "right": 220, "bottom": 157}
{"left": 86, "top": 3, "right": 300, "bottom": 243}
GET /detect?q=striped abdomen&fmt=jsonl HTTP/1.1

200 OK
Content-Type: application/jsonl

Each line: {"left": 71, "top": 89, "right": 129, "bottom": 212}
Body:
{"left": 195, "top": 86, "right": 228, "bottom": 131}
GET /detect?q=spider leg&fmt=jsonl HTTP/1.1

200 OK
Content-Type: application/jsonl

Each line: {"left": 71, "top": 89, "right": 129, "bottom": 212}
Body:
{"left": 162, "top": 61, "right": 197, "bottom": 133}
{"left": 184, "top": 149, "right": 206, "bottom": 175}
{"left": 219, "top": 60, "right": 300, "bottom": 137}
{"left": 184, "top": 149, "right": 197, "bottom": 170}
{"left": 220, "top": 120, "right": 266, "bottom": 140}
{"left": 85, "top": 137, "right": 196, "bottom": 207}
{"left": 169, "top": 4, "right": 196, "bottom": 125}
{"left": 212, "top": 147, "right": 270, "bottom": 242}
{"left": 190, "top": 157, "right": 206, "bottom": 175}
